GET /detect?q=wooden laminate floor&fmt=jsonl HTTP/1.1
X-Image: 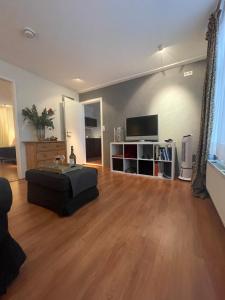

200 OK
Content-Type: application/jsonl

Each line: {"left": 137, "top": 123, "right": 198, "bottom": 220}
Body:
{"left": 0, "top": 163, "right": 18, "bottom": 182}
{"left": 86, "top": 157, "right": 102, "bottom": 165}
{"left": 2, "top": 167, "right": 225, "bottom": 300}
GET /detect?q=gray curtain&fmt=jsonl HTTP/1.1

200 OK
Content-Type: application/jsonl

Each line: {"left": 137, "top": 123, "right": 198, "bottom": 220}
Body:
{"left": 192, "top": 10, "right": 221, "bottom": 198}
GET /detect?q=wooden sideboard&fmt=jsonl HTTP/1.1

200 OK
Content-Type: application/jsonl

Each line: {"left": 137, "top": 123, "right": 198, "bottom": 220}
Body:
{"left": 24, "top": 141, "right": 67, "bottom": 170}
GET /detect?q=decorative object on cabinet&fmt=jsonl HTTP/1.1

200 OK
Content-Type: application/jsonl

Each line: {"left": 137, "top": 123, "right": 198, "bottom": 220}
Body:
{"left": 22, "top": 105, "right": 55, "bottom": 141}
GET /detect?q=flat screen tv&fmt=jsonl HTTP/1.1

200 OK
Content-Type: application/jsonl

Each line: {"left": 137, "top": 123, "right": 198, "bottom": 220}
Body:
{"left": 126, "top": 114, "right": 158, "bottom": 141}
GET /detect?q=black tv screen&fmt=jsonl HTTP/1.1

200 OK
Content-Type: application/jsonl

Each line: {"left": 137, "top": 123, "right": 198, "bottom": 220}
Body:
{"left": 126, "top": 115, "right": 158, "bottom": 140}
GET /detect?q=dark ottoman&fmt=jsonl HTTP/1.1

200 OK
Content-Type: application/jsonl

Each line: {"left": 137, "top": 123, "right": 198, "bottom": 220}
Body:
{"left": 25, "top": 167, "right": 99, "bottom": 216}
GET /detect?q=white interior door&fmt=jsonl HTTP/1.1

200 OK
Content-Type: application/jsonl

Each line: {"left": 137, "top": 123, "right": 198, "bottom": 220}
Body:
{"left": 64, "top": 98, "right": 86, "bottom": 164}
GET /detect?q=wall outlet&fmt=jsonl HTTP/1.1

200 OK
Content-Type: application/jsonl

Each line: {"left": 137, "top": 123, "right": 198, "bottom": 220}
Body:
{"left": 184, "top": 71, "right": 193, "bottom": 77}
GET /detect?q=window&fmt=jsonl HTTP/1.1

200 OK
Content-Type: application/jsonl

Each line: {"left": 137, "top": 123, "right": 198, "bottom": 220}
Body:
{"left": 0, "top": 105, "right": 15, "bottom": 147}
{"left": 210, "top": 4, "right": 225, "bottom": 162}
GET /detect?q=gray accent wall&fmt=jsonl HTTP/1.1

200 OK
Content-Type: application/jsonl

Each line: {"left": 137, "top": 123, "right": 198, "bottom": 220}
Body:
{"left": 80, "top": 61, "right": 206, "bottom": 168}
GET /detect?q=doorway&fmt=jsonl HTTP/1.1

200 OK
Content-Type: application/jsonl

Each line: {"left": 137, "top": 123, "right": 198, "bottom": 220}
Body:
{"left": 0, "top": 78, "right": 18, "bottom": 181}
{"left": 82, "top": 98, "right": 103, "bottom": 166}
{"left": 62, "top": 96, "right": 86, "bottom": 164}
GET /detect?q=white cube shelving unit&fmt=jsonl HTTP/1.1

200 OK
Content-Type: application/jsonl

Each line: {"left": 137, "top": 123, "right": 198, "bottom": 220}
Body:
{"left": 110, "top": 141, "right": 176, "bottom": 180}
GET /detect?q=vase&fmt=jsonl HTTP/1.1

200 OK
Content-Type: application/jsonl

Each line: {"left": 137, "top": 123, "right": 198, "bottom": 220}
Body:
{"left": 36, "top": 127, "right": 45, "bottom": 141}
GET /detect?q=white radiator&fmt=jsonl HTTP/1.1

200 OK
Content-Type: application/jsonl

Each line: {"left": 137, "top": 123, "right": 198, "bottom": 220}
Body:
{"left": 206, "top": 161, "right": 225, "bottom": 226}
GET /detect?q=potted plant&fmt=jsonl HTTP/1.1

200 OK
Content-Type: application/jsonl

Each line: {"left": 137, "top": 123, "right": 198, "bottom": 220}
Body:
{"left": 22, "top": 105, "right": 55, "bottom": 140}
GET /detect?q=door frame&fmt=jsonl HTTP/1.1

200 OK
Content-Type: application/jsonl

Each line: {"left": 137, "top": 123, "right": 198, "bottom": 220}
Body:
{"left": 62, "top": 95, "right": 75, "bottom": 162}
{"left": 62, "top": 94, "right": 75, "bottom": 139}
{"left": 82, "top": 97, "right": 104, "bottom": 166}
{"left": 62, "top": 95, "right": 87, "bottom": 164}
{"left": 0, "top": 76, "right": 21, "bottom": 179}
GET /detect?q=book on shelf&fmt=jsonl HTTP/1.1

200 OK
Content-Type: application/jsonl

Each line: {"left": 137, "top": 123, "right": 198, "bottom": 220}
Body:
{"left": 162, "top": 148, "right": 167, "bottom": 160}
{"left": 158, "top": 162, "right": 164, "bottom": 177}
{"left": 166, "top": 146, "right": 172, "bottom": 161}
{"left": 155, "top": 145, "right": 160, "bottom": 160}
{"left": 155, "top": 145, "right": 172, "bottom": 161}
{"left": 160, "top": 147, "right": 166, "bottom": 160}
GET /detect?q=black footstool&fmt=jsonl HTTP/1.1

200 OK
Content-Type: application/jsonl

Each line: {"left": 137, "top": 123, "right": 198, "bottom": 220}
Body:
{"left": 25, "top": 167, "right": 99, "bottom": 216}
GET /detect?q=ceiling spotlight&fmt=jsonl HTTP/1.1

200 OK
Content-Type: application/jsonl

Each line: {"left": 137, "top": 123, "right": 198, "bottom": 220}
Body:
{"left": 23, "top": 27, "right": 36, "bottom": 39}
{"left": 73, "top": 78, "right": 83, "bottom": 83}
{"left": 158, "top": 44, "right": 164, "bottom": 52}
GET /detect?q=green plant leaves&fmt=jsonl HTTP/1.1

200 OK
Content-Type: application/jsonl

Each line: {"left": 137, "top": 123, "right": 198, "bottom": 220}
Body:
{"left": 22, "top": 104, "right": 55, "bottom": 129}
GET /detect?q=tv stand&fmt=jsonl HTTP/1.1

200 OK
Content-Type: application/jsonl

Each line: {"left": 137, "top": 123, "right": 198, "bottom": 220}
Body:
{"left": 110, "top": 141, "right": 176, "bottom": 180}
{"left": 126, "top": 139, "right": 158, "bottom": 142}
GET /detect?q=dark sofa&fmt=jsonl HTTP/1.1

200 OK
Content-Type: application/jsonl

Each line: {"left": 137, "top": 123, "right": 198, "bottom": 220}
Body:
{"left": 0, "top": 147, "right": 17, "bottom": 164}
{"left": 0, "top": 178, "right": 26, "bottom": 295}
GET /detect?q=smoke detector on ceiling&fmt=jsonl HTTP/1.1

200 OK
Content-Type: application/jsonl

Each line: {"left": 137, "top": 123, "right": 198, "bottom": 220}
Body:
{"left": 23, "top": 27, "right": 36, "bottom": 39}
{"left": 158, "top": 44, "right": 164, "bottom": 52}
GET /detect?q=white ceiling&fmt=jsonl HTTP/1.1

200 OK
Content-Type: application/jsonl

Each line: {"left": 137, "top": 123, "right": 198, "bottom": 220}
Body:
{"left": 0, "top": 0, "right": 216, "bottom": 92}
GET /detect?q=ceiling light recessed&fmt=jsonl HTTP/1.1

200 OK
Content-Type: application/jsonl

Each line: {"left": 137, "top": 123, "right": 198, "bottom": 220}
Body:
{"left": 73, "top": 78, "right": 83, "bottom": 83}
{"left": 23, "top": 27, "right": 36, "bottom": 39}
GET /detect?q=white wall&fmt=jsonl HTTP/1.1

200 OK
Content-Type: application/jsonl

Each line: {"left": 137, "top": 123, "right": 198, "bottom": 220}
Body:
{"left": 207, "top": 162, "right": 225, "bottom": 226}
{"left": 0, "top": 78, "right": 14, "bottom": 105}
{"left": 0, "top": 58, "right": 78, "bottom": 178}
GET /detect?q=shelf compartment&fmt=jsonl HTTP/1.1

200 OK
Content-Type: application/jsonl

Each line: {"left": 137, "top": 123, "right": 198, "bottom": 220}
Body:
{"left": 154, "top": 144, "right": 173, "bottom": 161}
{"left": 138, "top": 144, "right": 154, "bottom": 160}
{"left": 110, "top": 142, "right": 175, "bottom": 180}
{"left": 124, "top": 144, "right": 137, "bottom": 159}
{"left": 112, "top": 158, "right": 124, "bottom": 172}
{"left": 162, "top": 162, "right": 172, "bottom": 179}
{"left": 124, "top": 159, "right": 137, "bottom": 174}
{"left": 155, "top": 161, "right": 172, "bottom": 179}
{"left": 111, "top": 144, "right": 123, "bottom": 158}
{"left": 138, "top": 160, "right": 154, "bottom": 176}
{"left": 124, "top": 157, "right": 137, "bottom": 160}
{"left": 140, "top": 158, "right": 154, "bottom": 161}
